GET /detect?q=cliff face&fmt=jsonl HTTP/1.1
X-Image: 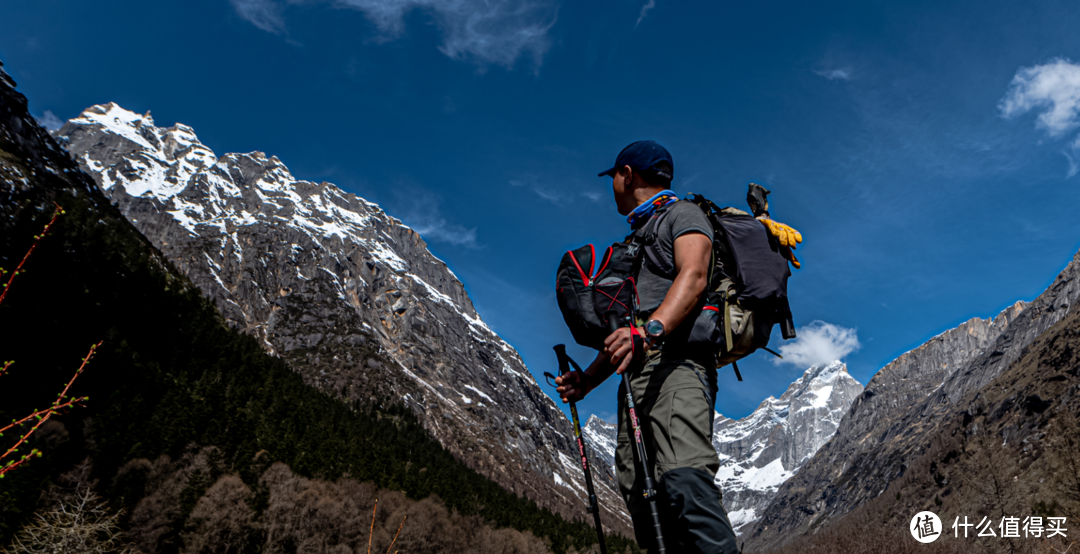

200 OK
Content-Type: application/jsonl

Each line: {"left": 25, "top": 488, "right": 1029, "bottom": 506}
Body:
{"left": 745, "top": 282, "right": 1075, "bottom": 549}
{"left": 712, "top": 361, "right": 864, "bottom": 534}
{"left": 54, "top": 103, "right": 630, "bottom": 531}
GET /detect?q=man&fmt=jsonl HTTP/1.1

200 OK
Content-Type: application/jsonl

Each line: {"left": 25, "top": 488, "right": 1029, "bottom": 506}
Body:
{"left": 556, "top": 140, "right": 740, "bottom": 554}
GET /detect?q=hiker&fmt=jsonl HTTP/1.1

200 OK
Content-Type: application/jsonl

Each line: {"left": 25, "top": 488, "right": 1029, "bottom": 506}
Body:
{"left": 556, "top": 140, "right": 740, "bottom": 554}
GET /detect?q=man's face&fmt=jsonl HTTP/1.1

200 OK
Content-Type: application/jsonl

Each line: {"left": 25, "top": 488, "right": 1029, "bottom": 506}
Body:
{"left": 611, "top": 166, "right": 634, "bottom": 216}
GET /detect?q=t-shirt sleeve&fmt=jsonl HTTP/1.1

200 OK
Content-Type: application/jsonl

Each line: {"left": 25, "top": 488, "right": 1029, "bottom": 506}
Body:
{"left": 664, "top": 201, "right": 713, "bottom": 242}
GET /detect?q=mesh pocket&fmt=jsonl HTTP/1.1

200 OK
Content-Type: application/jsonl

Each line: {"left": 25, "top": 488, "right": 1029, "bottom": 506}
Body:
{"left": 593, "top": 276, "right": 636, "bottom": 324}
{"left": 687, "top": 305, "right": 723, "bottom": 347}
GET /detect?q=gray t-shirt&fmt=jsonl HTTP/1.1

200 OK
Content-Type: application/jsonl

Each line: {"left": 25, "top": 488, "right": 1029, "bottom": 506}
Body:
{"left": 634, "top": 200, "right": 713, "bottom": 315}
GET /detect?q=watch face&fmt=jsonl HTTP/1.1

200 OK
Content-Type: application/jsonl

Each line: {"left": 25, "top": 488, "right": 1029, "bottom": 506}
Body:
{"left": 646, "top": 319, "right": 664, "bottom": 337}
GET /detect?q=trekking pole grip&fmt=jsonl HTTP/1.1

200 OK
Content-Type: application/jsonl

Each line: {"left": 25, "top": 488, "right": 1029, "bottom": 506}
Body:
{"left": 553, "top": 344, "right": 570, "bottom": 375}
{"left": 605, "top": 311, "right": 621, "bottom": 335}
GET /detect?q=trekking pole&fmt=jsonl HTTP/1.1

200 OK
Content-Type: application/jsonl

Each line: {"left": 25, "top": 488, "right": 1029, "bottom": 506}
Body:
{"left": 606, "top": 312, "right": 666, "bottom": 554}
{"left": 550, "top": 345, "right": 608, "bottom": 554}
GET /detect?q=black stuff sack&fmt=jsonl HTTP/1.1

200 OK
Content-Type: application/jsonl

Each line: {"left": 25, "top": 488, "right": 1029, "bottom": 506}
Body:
{"left": 556, "top": 242, "right": 638, "bottom": 350}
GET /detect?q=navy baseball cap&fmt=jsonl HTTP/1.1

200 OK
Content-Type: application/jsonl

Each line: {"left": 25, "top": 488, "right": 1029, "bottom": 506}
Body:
{"left": 598, "top": 140, "right": 674, "bottom": 182}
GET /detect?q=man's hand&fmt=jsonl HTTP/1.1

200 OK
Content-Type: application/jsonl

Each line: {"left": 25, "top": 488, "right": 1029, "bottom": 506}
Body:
{"left": 554, "top": 370, "right": 590, "bottom": 403}
{"left": 604, "top": 326, "right": 644, "bottom": 375}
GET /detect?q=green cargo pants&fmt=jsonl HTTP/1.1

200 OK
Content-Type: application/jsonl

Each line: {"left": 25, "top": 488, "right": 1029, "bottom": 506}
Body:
{"left": 616, "top": 349, "right": 739, "bottom": 554}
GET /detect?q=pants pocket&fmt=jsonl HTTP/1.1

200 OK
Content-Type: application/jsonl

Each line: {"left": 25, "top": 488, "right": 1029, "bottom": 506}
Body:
{"left": 654, "top": 387, "right": 719, "bottom": 474}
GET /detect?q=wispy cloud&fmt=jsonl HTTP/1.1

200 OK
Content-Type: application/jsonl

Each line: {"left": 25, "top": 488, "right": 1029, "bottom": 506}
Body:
{"left": 232, "top": 0, "right": 557, "bottom": 70}
{"left": 532, "top": 187, "right": 563, "bottom": 204}
{"left": 580, "top": 189, "right": 604, "bottom": 203}
{"left": 1065, "top": 138, "right": 1079, "bottom": 179}
{"left": 230, "top": 0, "right": 286, "bottom": 34}
{"left": 511, "top": 178, "right": 596, "bottom": 205}
{"left": 814, "top": 67, "right": 853, "bottom": 81}
{"left": 394, "top": 190, "right": 480, "bottom": 248}
{"left": 775, "top": 321, "right": 860, "bottom": 368}
{"left": 35, "top": 110, "right": 63, "bottom": 131}
{"left": 409, "top": 217, "right": 479, "bottom": 247}
{"left": 635, "top": 0, "right": 655, "bottom": 28}
{"left": 999, "top": 58, "right": 1080, "bottom": 137}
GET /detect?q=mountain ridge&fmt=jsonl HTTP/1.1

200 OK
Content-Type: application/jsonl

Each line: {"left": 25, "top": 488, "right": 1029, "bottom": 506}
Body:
{"left": 744, "top": 249, "right": 1080, "bottom": 549}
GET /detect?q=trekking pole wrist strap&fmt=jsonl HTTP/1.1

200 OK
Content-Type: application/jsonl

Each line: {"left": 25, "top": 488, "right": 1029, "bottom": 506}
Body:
{"left": 630, "top": 325, "right": 647, "bottom": 360}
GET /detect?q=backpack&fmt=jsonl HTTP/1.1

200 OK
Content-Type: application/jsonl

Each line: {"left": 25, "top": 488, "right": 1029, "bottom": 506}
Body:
{"left": 555, "top": 192, "right": 797, "bottom": 380}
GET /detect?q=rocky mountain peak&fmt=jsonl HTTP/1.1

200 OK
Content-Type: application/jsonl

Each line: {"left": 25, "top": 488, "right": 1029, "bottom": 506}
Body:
{"left": 712, "top": 360, "right": 864, "bottom": 534}
{"left": 55, "top": 103, "right": 632, "bottom": 532}
{"left": 582, "top": 414, "right": 618, "bottom": 472}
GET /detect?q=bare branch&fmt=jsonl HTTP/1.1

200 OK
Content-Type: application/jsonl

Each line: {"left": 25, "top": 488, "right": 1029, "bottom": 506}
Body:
{"left": 0, "top": 202, "right": 64, "bottom": 308}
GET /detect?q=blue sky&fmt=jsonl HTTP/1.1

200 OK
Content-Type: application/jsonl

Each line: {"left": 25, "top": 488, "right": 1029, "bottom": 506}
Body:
{"left": 3, "top": 0, "right": 1080, "bottom": 423}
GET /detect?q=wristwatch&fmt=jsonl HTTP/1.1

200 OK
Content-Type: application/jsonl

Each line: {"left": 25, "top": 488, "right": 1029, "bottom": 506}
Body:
{"left": 644, "top": 319, "right": 665, "bottom": 346}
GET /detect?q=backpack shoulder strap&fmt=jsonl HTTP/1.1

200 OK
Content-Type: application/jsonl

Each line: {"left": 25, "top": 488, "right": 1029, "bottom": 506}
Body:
{"left": 637, "top": 202, "right": 678, "bottom": 279}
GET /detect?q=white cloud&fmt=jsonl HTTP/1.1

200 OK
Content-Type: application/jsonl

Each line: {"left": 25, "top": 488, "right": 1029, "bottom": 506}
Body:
{"left": 1065, "top": 141, "right": 1079, "bottom": 179}
{"left": 233, "top": 0, "right": 557, "bottom": 69}
{"left": 775, "top": 321, "right": 860, "bottom": 368}
{"left": 635, "top": 0, "right": 655, "bottom": 27}
{"left": 35, "top": 110, "right": 63, "bottom": 131}
{"left": 230, "top": 0, "right": 286, "bottom": 34}
{"left": 814, "top": 67, "right": 852, "bottom": 81}
{"left": 999, "top": 58, "right": 1080, "bottom": 137}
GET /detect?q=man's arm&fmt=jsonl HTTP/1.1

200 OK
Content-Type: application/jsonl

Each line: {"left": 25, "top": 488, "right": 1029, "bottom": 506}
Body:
{"left": 605, "top": 231, "right": 712, "bottom": 374}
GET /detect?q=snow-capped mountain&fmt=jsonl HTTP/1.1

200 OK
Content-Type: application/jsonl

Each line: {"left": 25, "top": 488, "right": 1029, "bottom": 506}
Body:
{"left": 712, "top": 361, "right": 864, "bottom": 534}
{"left": 582, "top": 414, "right": 617, "bottom": 473}
{"left": 54, "top": 103, "right": 630, "bottom": 531}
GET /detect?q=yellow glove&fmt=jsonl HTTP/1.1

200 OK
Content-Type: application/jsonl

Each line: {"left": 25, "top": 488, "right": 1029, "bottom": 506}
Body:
{"left": 757, "top": 217, "right": 803, "bottom": 269}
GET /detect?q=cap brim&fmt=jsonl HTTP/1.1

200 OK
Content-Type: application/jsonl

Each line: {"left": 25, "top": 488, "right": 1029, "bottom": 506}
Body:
{"left": 598, "top": 167, "right": 616, "bottom": 177}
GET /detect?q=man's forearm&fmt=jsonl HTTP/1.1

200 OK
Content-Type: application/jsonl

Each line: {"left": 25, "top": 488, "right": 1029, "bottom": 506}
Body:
{"left": 649, "top": 266, "right": 707, "bottom": 332}
{"left": 649, "top": 232, "right": 711, "bottom": 333}
{"left": 584, "top": 351, "right": 618, "bottom": 391}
